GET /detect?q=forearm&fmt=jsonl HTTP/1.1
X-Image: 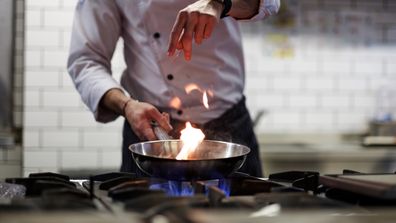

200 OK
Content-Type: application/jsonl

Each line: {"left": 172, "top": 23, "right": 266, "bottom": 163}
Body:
{"left": 100, "top": 88, "right": 132, "bottom": 116}
{"left": 227, "top": 0, "right": 260, "bottom": 19}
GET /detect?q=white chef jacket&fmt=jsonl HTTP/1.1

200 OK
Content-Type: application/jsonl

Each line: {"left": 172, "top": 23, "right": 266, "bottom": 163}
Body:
{"left": 67, "top": 0, "right": 280, "bottom": 124}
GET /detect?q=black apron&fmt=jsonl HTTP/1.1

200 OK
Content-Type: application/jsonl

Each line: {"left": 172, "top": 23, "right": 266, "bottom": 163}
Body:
{"left": 121, "top": 97, "right": 263, "bottom": 177}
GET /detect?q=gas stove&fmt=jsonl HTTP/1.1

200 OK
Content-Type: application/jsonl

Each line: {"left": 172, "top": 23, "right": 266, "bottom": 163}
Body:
{"left": 1, "top": 170, "right": 396, "bottom": 223}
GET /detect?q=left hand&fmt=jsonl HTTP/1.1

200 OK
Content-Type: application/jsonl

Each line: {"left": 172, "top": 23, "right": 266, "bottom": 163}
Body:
{"left": 167, "top": 0, "right": 224, "bottom": 61}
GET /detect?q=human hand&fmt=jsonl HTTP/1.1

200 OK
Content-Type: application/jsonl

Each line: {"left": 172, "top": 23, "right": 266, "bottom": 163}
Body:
{"left": 167, "top": 0, "right": 224, "bottom": 61}
{"left": 124, "top": 100, "right": 173, "bottom": 141}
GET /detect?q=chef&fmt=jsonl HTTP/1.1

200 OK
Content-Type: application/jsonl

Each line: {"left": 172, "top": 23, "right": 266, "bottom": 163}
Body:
{"left": 67, "top": 0, "right": 280, "bottom": 177}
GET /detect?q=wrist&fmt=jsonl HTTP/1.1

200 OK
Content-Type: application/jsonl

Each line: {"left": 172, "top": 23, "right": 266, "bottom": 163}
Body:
{"left": 213, "top": 0, "right": 232, "bottom": 18}
{"left": 122, "top": 98, "right": 137, "bottom": 117}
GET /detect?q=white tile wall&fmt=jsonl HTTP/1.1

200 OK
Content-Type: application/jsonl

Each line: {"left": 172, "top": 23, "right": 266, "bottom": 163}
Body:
{"left": 22, "top": 0, "right": 396, "bottom": 174}
{"left": 61, "top": 151, "right": 99, "bottom": 169}
{"left": 24, "top": 151, "right": 58, "bottom": 168}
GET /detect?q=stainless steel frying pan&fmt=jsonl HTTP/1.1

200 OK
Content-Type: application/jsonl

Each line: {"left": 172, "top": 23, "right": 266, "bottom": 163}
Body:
{"left": 129, "top": 140, "right": 250, "bottom": 181}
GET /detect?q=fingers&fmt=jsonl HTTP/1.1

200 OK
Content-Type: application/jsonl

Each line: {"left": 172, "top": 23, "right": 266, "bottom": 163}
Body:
{"left": 147, "top": 109, "right": 173, "bottom": 132}
{"left": 194, "top": 15, "right": 206, "bottom": 44}
{"left": 125, "top": 102, "right": 172, "bottom": 141}
{"left": 131, "top": 119, "right": 156, "bottom": 141}
{"left": 167, "top": 7, "right": 219, "bottom": 61}
{"left": 203, "top": 19, "right": 214, "bottom": 39}
{"left": 181, "top": 12, "right": 198, "bottom": 61}
{"left": 168, "top": 11, "right": 187, "bottom": 57}
{"left": 162, "top": 112, "right": 171, "bottom": 123}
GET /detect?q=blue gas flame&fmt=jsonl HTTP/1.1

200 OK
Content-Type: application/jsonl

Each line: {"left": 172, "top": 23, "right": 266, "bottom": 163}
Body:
{"left": 218, "top": 179, "right": 231, "bottom": 197}
{"left": 149, "top": 179, "right": 231, "bottom": 197}
{"left": 150, "top": 181, "right": 194, "bottom": 196}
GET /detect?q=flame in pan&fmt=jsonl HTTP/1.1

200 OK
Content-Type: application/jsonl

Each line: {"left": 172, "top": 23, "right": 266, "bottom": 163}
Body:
{"left": 176, "top": 122, "right": 205, "bottom": 160}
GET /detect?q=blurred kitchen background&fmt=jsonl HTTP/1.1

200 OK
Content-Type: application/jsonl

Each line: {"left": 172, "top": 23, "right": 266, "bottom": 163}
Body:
{"left": 1, "top": 0, "right": 396, "bottom": 178}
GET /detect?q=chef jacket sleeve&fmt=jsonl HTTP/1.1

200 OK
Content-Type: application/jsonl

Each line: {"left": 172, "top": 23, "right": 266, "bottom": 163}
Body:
{"left": 240, "top": 0, "right": 280, "bottom": 21}
{"left": 67, "top": 0, "right": 123, "bottom": 123}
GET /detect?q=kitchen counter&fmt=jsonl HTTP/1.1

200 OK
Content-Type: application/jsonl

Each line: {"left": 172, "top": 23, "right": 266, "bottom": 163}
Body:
{"left": 257, "top": 134, "right": 396, "bottom": 176}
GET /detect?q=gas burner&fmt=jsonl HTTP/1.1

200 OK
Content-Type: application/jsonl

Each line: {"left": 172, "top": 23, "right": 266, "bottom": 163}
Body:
{"left": 4, "top": 172, "right": 96, "bottom": 210}
{"left": 2, "top": 169, "right": 396, "bottom": 220}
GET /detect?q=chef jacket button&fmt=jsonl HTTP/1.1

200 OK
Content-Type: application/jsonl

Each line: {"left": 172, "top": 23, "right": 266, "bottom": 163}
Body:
{"left": 167, "top": 74, "right": 174, "bottom": 80}
{"left": 177, "top": 110, "right": 183, "bottom": 115}
{"left": 153, "top": 32, "right": 161, "bottom": 39}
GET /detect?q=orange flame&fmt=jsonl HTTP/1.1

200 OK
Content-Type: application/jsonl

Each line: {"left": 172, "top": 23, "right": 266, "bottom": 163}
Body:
{"left": 203, "top": 91, "right": 209, "bottom": 109}
{"left": 185, "top": 84, "right": 200, "bottom": 94}
{"left": 176, "top": 122, "right": 205, "bottom": 160}
{"left": 169, "top": 96, "right": 182, "bottom": 109}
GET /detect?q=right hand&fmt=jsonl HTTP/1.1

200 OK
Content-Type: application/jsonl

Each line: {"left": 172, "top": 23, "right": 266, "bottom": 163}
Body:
{"left": 167, "top": 0, "right": 223, "bottom": 61}
{"left": 124, "top": 100, "right": 173, "bottom": 141}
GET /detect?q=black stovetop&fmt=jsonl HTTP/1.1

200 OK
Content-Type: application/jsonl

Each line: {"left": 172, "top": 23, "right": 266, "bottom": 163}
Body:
{"left": 2, "top": 170, "right": 396, "bottom": 222}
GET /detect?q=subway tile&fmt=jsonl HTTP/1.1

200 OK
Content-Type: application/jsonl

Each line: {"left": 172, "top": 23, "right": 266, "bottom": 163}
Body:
{"left": 42, "top": 90, "right": 81, "bottom": 107}
{"left": 367, "top": 77, "right": 395, "bottom": 92}
{"left": 83, "top": 131, "right": 121, "bottom": 148}
{"left": 305, "top": 77, "right": 335, "bottom": 91}
{"left": 43, "top": 50, "right": 69, "bottom": 68}
{"left": 353, "top": 94, "right": 376, "bottom": 109}
{"left": 289, "top": 59, "right": 318, "bottom": 73}
{"left": 26, "top": 0, "right": 61, "bottom": 8}
{"left": 246, "top": 76, "right": 270, "bottom": 90}
{"left": 61, "top": 0, "right": 78, "bottom": 8}
{"left": 256, "top": 93, "right": 286, "bottom": 107}
{"left": 322, "top": 59, "right": 352, "bottom": 75}
{"left": 271, "top": 112, "right": 303, "bottom": 125}
{"left": 304, "top": 112, "right": 335, "bottom": 125}
{"left": 25, "top": 49, "right": 42, "bottom": 67}
{"left": 24, "top": 151, "right": 58, "bottom": 168}
{"left": 61, "top": 70, "right": 75, "bottom": 88}
{"left": 24, "top": 89, "right": 40, "bottom": 107}
{"left": 337, "top": 77, "right": 367, "bottom": 91}
{"left": 271, "top": 76, "right": 303, "bottom": 91}
{"left": 336, "top": 112, "right": 370, "bottom": 126}
{"left": 23, "top": 130, "right": 41, "bottom": 148}
{"left": 100, "top": 151, "right": 121, "bottom": 168}
{"left": 97, "top": 116, "right": 124, "bottom": 129}
{"left": 320, "top": 94, "right": 352, "bottom": 108}
{"left": 353, "top": 60, "right": 384, "bottom": 74}
{"left": 386, "top": 58, "right": 396, "bottom": 75}
{"left": 63, "top": 30, "right": 72, "bottom": 49}
{"left": 42, "top": 130, "right": 79, "bottom": 147}
{"left": 24, "top": 111, "right": 59, "bottom": 127}
{"left": 26, "top": 30, "right": 60, "bottom": 47}
{"left": 26, "top": 9, "right": 41, "bottom": 27}
{"left": 61, "top": 111, "right": 97, "bottom": 127}
{"left": 43, "top": 10, "right": 74, "bottom": 28}
{"left": 25, "top": 70, "right": 60, "bottom": 87}
{"left": 61, "top": 151, "right": 99, "bottom": 169}
{"left": 287, "top": 94, "right": 318, "bottom": 108}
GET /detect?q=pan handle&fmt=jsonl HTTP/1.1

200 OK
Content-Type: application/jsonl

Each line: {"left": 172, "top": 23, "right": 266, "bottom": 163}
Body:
{"left": 151, "top": 121, "right": 173, "bottom": 140}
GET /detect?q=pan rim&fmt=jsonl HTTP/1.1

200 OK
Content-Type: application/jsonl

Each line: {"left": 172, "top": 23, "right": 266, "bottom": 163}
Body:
{"left": 129, "top": 139, "right": 251, "bottom": 161}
